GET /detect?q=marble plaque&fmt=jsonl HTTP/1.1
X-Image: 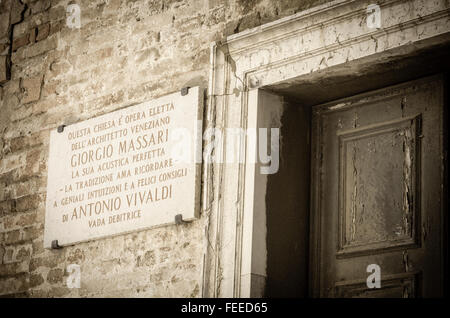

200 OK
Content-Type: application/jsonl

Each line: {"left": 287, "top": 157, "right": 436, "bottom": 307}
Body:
{"left": 44, "top": 87, "right": 203, "bottom": 248}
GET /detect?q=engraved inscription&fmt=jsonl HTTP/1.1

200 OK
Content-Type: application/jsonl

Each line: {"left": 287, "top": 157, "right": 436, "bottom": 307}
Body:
{"left": 44, "top": 88, "right": 202, "bottom": 248}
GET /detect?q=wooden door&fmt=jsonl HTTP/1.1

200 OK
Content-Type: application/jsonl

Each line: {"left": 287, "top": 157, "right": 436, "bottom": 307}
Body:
{"left": 310, "top": 75, "right": 445, "bottom": 298}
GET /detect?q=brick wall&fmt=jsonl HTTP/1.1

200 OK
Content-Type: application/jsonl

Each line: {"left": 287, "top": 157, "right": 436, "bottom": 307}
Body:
{"left": 0, "top": 0, "right": 331, "bottom": 297}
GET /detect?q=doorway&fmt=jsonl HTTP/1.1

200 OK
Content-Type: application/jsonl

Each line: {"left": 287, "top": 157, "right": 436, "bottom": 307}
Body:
{"left": 264, "top": 71, "right": 447, "bottom": 297}
{"left": 309, "top": 74, "right": 445, "bottom": 297}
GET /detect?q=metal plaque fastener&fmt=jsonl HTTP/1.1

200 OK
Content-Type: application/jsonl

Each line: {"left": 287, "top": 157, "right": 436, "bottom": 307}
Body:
{"left": 57, "top": 125, "right": 66, "bottom": 133}
{"left": 51, "top": 240, "right": 63, "bottom": 249}
{"left": 181, "top": 86, "right": 190, "bottom": 96}
{"left": 175, "top": 214, "right": 191, "bottom": 225}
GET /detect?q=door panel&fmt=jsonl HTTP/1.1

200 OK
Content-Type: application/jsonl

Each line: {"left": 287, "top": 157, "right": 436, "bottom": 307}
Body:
{"left": 310, "top": 75, "right": 444, "bottom": 298}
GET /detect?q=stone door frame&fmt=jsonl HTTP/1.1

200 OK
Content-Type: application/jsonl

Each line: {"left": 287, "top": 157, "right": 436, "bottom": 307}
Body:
{"left": 201, "top": 0, "right": 450, "bottom": 297}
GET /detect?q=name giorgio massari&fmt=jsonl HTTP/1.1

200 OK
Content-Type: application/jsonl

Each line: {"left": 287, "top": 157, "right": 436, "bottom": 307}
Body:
{"left": 58, "top": 101, "right": 190, "bottom": 226}
{"left": 70, "top": 109, "right": 173, "bottom": 168}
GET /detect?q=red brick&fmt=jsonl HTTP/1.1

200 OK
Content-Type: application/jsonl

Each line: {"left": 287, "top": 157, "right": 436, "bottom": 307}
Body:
{"left": 46, "top": 268, "right": 63, "bottom": 284}
{"left": 21, "top": 75, "right": 43, "bottom": 104}
{"left": 36, "top": 23, "right": 50, "bottom": 42}
{"left": 0, "top": 55, "right": 9, "bottom": 84}
{"left": 12, "top": 33, "right": 30, "bottom": 51}
{"left": 10, "top": 0, "right": 25, "bottom": 25}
